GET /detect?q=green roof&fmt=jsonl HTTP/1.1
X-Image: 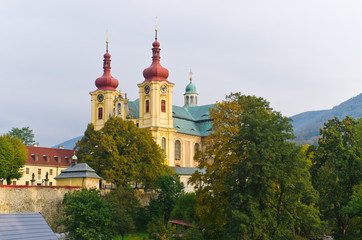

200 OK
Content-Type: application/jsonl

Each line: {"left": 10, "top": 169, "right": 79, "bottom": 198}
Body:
{"left": 54, "top": 163, "right": 101, "bottom": 179}
{"left": 184, "top": 81, "right": 198, "bottom": 95}
{"left": 172, "top": 166, "right": 205, "bottom": 175}
{"left": 128, "top": 100, "right": 214, "bottom": 137}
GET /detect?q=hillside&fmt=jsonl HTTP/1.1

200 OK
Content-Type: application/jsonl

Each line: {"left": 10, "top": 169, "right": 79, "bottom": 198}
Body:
{"left": 291, "top": 93, "right": 362, "bottom": 145}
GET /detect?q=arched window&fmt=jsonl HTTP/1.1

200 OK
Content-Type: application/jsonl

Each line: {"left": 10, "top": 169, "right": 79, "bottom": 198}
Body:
{"left": 194, "top": 143, "right": 200, "bottom": 159}
{"left": 190, "top": 96, "right": 194, "bottom": 104}
{"left": 161, "top": 137, "right": 166, "bottom": 156}
{"left": 117, "top": 103, "right": 121, "bottom": 115}
{"left": 175, "top": 140, "right": 181, "bottom": 160}
{"left": 161, "top": 100, "right": 166, "bottom": 112}
{"left": 98, "top": 107, "right": 103, "bottom": 120}
{"left": 146, "top": 100, "right": 150, "bottom": 113}
{"left": 186, "top": 96, "right": 189, "bottom": 104}
{"left": 195, "top": 96, "right": 198, "bottom": 104}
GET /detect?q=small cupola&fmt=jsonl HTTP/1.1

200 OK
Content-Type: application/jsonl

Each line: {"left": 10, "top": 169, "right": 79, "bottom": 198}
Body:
{"left": 95, "top": 40, "right": 119, "bottom": 91}
{"left": 184, "top": 70, "right": 198, "bottom": 106}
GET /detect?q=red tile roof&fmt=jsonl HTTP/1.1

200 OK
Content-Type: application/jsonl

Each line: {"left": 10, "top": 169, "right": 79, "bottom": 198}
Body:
{"left": 26, "top": 146, "right": 74, "bottom": 167}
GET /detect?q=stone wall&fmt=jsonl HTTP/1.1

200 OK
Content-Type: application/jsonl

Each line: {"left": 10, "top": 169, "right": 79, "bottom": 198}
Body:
{"left": 0, "top": 185, "right": 79, "bottom": 231}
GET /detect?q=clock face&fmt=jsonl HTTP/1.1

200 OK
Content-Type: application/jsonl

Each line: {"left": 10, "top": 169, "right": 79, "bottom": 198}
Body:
{"left": 97, "top": 94, "right": 104, "bottom": 102}
{"left": 144, "top": 85, "right": 150, "bottom": 94}
{"left": 160, "top": 85, "right": 167, "bottom": 93}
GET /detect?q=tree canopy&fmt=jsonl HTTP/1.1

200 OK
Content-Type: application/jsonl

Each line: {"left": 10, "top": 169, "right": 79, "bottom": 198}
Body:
{"left": 75, "top": 117, "right": 168, "bottom": 188}
{"left": 309, "top": 116, "right": 361, "bottom": 237}
{"left": 0, "top": 134, "right": 28, "bottom": 184}
{"left": 8, "top": 127, "right": 35, "bottom": 146}
{"left": 190, "top": 93, "right": 321, "bottom": 239}
{"left": 61, "top": 188, "right": 115, "bottom": 240}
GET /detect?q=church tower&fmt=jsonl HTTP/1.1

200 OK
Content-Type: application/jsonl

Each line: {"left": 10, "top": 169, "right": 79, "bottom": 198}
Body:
{"left": 137, "top": 29, "right": 177, "bottom": 165}
{"left": 90, "top": 40, "right": 121, "bottom": 130}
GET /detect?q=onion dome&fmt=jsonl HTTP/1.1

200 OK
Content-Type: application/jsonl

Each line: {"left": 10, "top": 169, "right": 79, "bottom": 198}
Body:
{"left": 142, "top": 37, "right": 170, "bottom": 82}
{"left": 185, "top": 81, "right": 197, "bottom": 95}
{"left": 95, "top": 41, "right": 119, "bottom": 91}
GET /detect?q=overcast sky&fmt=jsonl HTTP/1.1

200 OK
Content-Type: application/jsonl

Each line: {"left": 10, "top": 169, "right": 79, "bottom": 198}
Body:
{"left": 0, "top": 1, "right": 361, "bottom": 147}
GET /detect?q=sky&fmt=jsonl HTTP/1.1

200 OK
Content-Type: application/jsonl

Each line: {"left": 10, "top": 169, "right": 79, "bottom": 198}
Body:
{"left": 0, "top": 0, "right": 361, "bottom": 147}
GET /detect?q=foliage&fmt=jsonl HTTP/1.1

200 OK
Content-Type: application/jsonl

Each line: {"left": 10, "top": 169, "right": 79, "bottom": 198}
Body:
{"left": 8, "top": 126, "right": 35, "bottom": 146}
{"left": 0, "top": 134, "right": 28, "bottom": 184}
{"left": 182, "top": 227, "right": 204, "bottom": 240}
{"left": 105, "top": 187, "right": 140, "bottom": 240}
{"left": 309, "top": 116, "right": 362, "bottom": 238}
{"left": 148, "top": 173, "right": 184, "bottom": 223}
{"left": 145, "top": 173, "right": 184, "bottom": 239}
{"left": 190, "top": 93, "right": 321, "bottom": 239}
{"left": 61, "top": 188, "right": 115, "bottom": 240}
{"left": 170, "top": 193, "right": 198, "bottom": 224}
{"left": 76, "top": 117, "right": 168, "bottom": 188}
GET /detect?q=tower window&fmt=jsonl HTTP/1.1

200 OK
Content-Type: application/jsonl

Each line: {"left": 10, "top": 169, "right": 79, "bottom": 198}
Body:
{"left": 161, "top": 137, "right": 166, "bottom": 156}
{"left": 186, "top": 96, "right": 189, "bottom": 105}
{"left": 98, "top": 107, "right": 103, "bottom": 120}
{"left": 190, "top": 96, "right": 194, "bottom": 104}
{"left": 194, "top": 143, "right": 200, "bottom": 159}
{"left": 117, "top": 103, "right": 121, "bottom": 115}
{"left": 175, "top": 140, "right": 181, "bottom": 160}
{"left": 195, "top": 96, "right": 197, "bottom": 104}
{"left": 146, "top": 100, "right": 150, "bottom": 113}
{"left": 161, "top": 100, "right": 166, "bottom": 112}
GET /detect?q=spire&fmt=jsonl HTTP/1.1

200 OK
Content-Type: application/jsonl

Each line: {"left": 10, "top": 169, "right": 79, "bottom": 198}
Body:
{"left": 142, "top": 24, "right": 170, "bottom": 82}
{"left": 95, "top": 39, "right": 119, "bottom": 91}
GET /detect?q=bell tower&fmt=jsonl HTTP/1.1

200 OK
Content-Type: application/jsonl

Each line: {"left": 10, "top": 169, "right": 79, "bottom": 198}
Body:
{"left": 137, "top": 27, "right": 177, "bottom": 165}
{"left": 90, "top": 40, "right": 120, "bottom": 130}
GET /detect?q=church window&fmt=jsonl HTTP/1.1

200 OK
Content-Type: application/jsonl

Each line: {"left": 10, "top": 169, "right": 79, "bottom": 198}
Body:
{"left": 194, "top": 143, "right": 200, "bottom": 160}
{"left": 50, "top": 169, "right": 53, "bottom": 175}
{"left": 49, "top": 182, "right": 53, "bottom": 186}
{"left": 190, "top": 96, "right": 194, "bottom": 104}
{"left": 161, "top": 137, "right": 166, "bottom": 155}
{"left": 25, "top": 181, "right": 29, "bottom": 185}
{"left": 117, "top": 103, "right": 121, "bottom": 115}
{"left": 161, "top": 100, "right": 166, "bottom": 112}
{"left": 175, "top": 140, "right": 181, "bottom": 160}
{"left": 146, "top": 100, "right": 150, "bottom": 113}
{"left": 186, "top": 96, "right": 189, "bottom": 104}
{"left": 26, "top": 168, "right": 29, "bottom": 174}
{"left": 98, "top": 107, "right": 103, "bottom": 120}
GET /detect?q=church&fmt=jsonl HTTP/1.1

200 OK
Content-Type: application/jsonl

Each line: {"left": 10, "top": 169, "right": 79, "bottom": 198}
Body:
{"left": 90, "top": 30, "right": 212, "bottom": 189}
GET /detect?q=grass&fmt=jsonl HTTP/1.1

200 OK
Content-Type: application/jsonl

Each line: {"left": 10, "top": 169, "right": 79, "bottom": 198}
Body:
{"left": 114, "top": 232, "right": 149, "bottom": 240}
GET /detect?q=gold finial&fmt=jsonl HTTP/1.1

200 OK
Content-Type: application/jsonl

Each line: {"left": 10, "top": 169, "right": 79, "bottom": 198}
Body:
{"left": 189, "top": 69, "right": 193, "bottom": 81}
{"left": 155, "top": 16, "right": 158, "bottom": 39}
{"left": 106, "top": 29, "right": 109, "bottom": 52}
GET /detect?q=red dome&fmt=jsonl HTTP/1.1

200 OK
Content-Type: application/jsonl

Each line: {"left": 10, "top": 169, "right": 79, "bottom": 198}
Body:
{"left": 95, "top": 50, "right": 119, "bottom": 91}
{"left": 142, "top": 39, "right": 170, "bottom": 82}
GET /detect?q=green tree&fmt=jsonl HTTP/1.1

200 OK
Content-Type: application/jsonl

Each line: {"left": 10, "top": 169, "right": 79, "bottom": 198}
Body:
{"left": 61, "top": 188, "right": 115, "bottom": 240}
{"left": 148, "top": 173, "right": 184, "bottom": 222}
{"left": 190, "top": 93, "right": 321, "bottom": 239}
{"left": 0, "top": 134, "right": 28, "bottom": 184}
{"left": 8, "top": 126, "right": 35, "bottom": 146}
{"left": 105, "top": 187, "right": 140, "bottom": 240}
{"left": 76, "top": 117, "right": 168, "bottom": 188}
{"left": 310, "top": 116, "right": 361, "bottom": 238}
{"left": 170, "top": 192, "right": 198, "bottom": 224}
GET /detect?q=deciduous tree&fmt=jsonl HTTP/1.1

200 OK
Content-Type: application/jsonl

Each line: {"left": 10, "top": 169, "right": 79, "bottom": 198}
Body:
{"left": 0, "top": 134, "right": 28, "bottom": 184}
{"left": 8, "top": 126, "right": 35, "bottom": 146}
{"left": 61, "top": 188, "right": 115, "bottom": 240}
{"left": 76, "top": 117, "right": 168, "bottom": 188}
{"left": 190, "top": 93, "right": 321, "bottom": 239}
{"left": 310, "top": 116, "right": 361, "bottom": 237}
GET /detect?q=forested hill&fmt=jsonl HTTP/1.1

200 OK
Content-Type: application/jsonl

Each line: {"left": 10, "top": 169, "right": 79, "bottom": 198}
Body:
{"left": 291, "top": 93, "right": 362, "bottom": 145}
